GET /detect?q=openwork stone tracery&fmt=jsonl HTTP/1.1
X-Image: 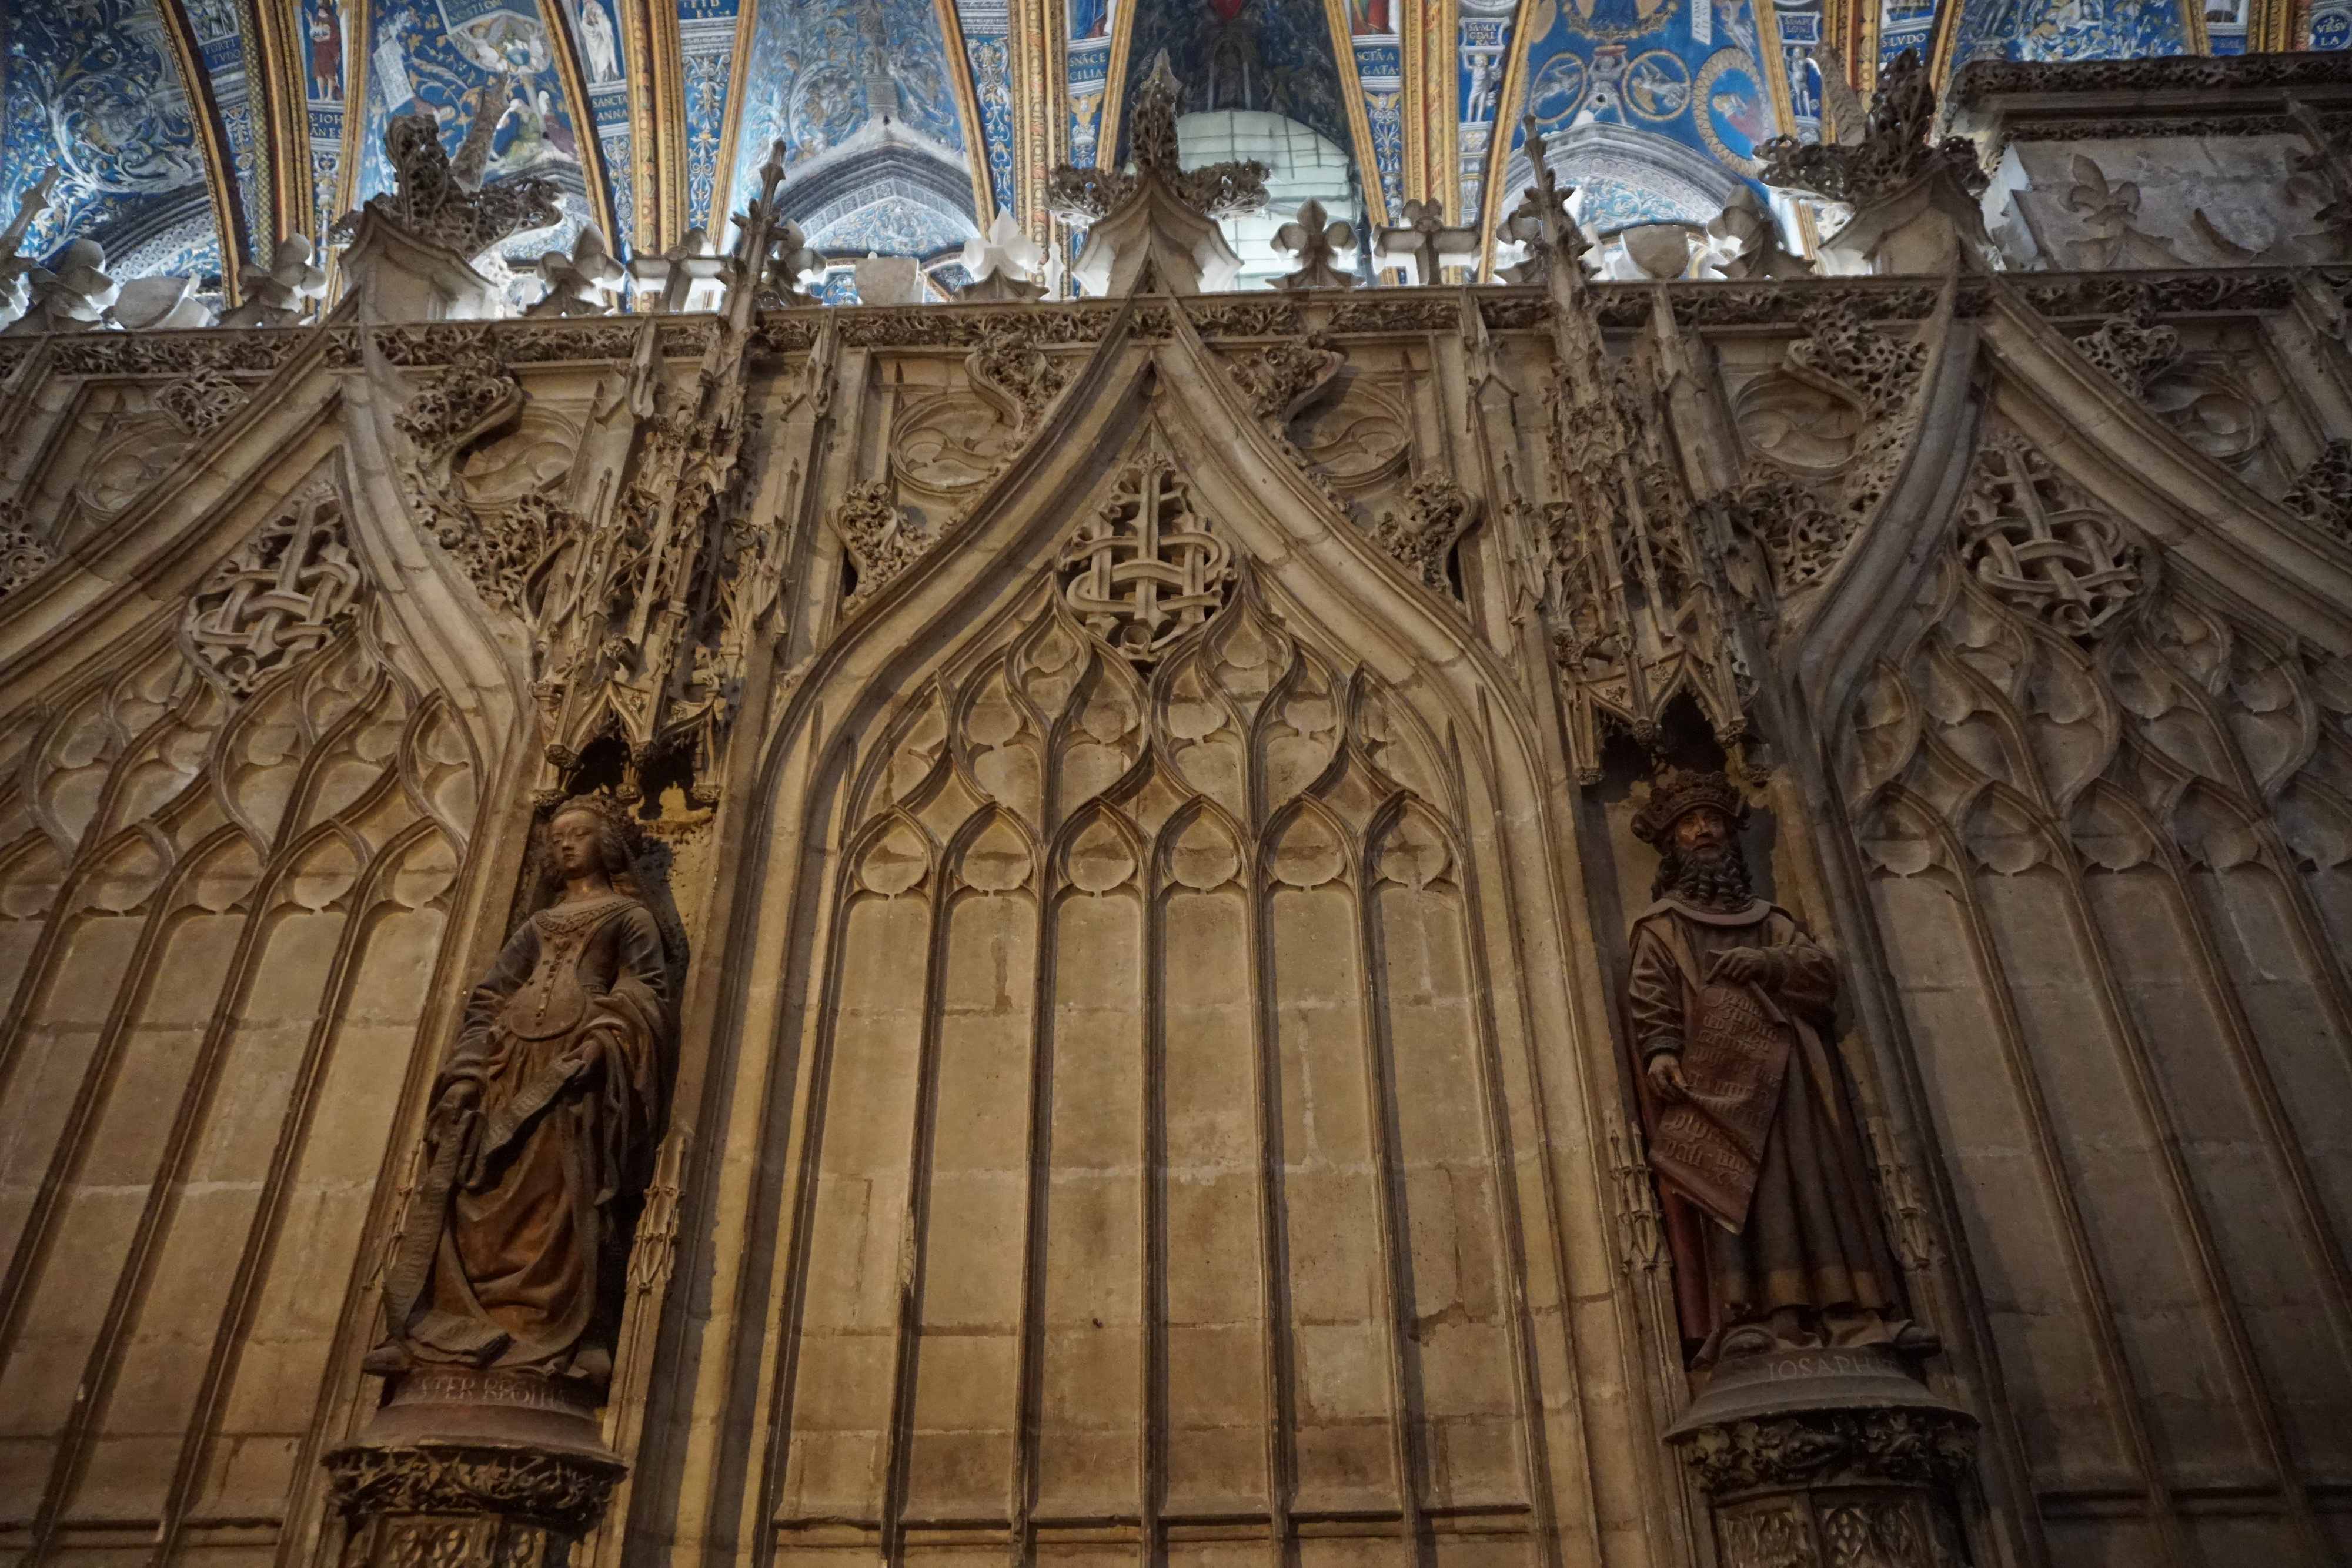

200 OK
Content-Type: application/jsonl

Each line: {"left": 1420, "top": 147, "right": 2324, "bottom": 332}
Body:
{"left": 179, "top": 483, "right": 365, "bottom": 695}
{"left": 1958, "top": 435, "right": 2144, "bottom": 639}
{"left": 1058, "top": 439, "right": 1235, "bottom": 662}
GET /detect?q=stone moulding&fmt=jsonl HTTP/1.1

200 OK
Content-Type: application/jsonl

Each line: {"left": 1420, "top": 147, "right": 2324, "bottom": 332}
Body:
{"left": 322, "top": 1441, "right": 626, "bottom": 1529}
{"left": 1677, "top": 1404, "right": 1978, "bottom": 1498}
{"left": 1949, "top": 49, "right": 2352, "bottom": 112}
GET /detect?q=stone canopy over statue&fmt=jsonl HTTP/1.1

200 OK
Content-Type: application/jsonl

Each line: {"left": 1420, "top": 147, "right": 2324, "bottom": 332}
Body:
{"left": 1623, "top": 770, "right": 1925, "bottom": 1368}
{"left": 365, "top": 794, "right": 671, "bottom": 1396}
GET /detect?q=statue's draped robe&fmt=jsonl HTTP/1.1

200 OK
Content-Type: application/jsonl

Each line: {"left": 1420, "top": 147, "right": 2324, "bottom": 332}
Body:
{"left": 403, "top": 892, "right": 668, "bottom": 1380}
{"left": 1625, "top": 897, "right": 1902, "bottom": 1352}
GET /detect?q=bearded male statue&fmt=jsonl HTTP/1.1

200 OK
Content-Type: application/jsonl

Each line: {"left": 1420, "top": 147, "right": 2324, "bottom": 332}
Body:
{"left": 366, "top": 794, "right": 671, "bottom": 1396}
{"left": 1624, "top": 770, "right": 1927, "bottom": 1368}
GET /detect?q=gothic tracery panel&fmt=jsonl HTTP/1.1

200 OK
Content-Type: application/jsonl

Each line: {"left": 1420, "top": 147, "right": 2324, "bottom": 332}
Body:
{"left": 770, "top": 558, "right": 1542, "bottom": 1559}
{"left": 0, "top": 477, "right": 476, "bottom": 1544}
{"left": 1839, "top": 425, "right": 2352, "bottom": 1557}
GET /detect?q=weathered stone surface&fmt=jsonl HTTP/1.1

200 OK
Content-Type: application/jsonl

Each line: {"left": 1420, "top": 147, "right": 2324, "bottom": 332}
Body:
{"left": 4, "top": 58, "right": 2352, "bottom": 1568}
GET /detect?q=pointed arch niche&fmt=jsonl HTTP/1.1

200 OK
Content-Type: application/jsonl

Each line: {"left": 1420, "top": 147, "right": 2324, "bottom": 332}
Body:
{"left": 703, "top": 317, "right": 1648, "bottom": 1568}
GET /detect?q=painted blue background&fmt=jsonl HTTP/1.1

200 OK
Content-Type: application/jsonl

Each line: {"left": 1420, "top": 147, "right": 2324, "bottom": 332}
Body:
{"left": 1, "top": 0, "right": 219, "bottom": 276}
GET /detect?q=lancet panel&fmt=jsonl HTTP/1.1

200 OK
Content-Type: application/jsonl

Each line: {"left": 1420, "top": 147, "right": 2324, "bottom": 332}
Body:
{"left": 1837, "top": 418, "right": 2352, "bottom": 1559}
{"left": 765, "top": 544, "right": 1547, "bottom": 1564}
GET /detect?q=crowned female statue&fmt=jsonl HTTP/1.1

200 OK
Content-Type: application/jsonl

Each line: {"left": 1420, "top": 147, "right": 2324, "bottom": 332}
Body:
{"left": 366, "top": 794, "right": 671, "bottom": 1395}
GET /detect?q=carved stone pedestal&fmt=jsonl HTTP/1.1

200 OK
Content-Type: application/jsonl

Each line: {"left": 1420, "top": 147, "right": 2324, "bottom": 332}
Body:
{"left": 325, "top": 1369, "right": 626, "bottom": 1568}
{"left": 1666, "top": 1346, "right": 1977, "bottom": 1568}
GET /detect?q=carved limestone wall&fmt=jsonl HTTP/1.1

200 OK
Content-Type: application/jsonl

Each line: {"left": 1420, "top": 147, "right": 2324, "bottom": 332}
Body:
{"left": 1836, "top": 418, "right": 2352, "bottom": 1563}
{"left": 0, "top": 470, "right": 479, "bottom": 1557}
{"left": 2, "top": 262, "right": 2352, "bottom": 1568}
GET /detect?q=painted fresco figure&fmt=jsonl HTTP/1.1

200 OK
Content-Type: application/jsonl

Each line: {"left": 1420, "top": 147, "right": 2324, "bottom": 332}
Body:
{"left": 576, "top": 0, "right": 621, "bottom": 83}
{"left": 307, "top": 0, "right": 342, "bottom": 101}
{"left": 1622, "top": 769, "right": 1927, "bottom": 1366}
{"left": 366, "top": 795, "right": 670, "bottom": 1394}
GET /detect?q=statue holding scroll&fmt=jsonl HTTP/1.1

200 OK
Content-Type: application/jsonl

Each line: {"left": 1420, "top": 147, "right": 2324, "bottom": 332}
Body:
{"left": 1624, "top": 770, "right": 1925, "bottom": 1366}
{"left": 366, "top": 794, "right": 670, "bottom": 1394}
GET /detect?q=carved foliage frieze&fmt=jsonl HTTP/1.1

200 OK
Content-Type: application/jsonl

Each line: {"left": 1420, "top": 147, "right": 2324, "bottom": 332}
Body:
{"left": 965, "top": 315, "right": 1070, "bottom": 430}
{"left": 395, "top": 336, "right": 523, "bottom": 464}
{"left": 1217, "top": 331, "right": 1346, "bottom": 423}
{"left": 0, "top": 497, "right": 54, "bottom": 597}
{"left": 156, "top": 367, "right": 256, "bottom": 437}
{"left": 2073, "top": 289, "right": 2183, "bottom": 395}
{"left": 2281, "top": 437, "right": 2352, "bottom": 543}
{"left": 1729, "top": 303, "right": 1930, "bottom": 603}
{"left": 1369, "top": 478, "right": 1474, "bottom": 596}
{"left": 1681, "top": 1407, "right": 1978, "bottom": 1498}
{"left": 834, "top": 479, "right": 947, "bottom": 609}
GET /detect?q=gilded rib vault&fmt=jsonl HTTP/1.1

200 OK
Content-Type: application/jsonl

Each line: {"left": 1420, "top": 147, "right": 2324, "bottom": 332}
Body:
{"left": 4, "top": 48, "right": 2352, "bottom": 1568}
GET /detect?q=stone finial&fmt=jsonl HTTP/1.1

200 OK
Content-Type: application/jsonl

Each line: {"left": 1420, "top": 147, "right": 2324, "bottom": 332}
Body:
{"left": 853, "top": 255, "right": 927, "bottom": 306}
{"left": 1374, "top": 198, "right": 1481, "bottom": 285}
{"left": 4, "top": 238, "right": 119, "bottom": 337}
{"left": 111, "top": 275, "right": 215, "bottom": 330}
{"left": 726, "top": 136, "right": 826, "bottom": 311}
{"left": 1755, "top": 49, "right": 1989, "bottom": 273}
{"left": 1271, "top": 199, "right": 1358, "bottom": 290}
{"left": 1588, "top": 222, "right": 1703, "bottom": 280}
{"left": 527, "top": 225, "right": 626, "bottom": 316}
{"left": 222, "top": 235, "right": 329, "bottom": 327}
{"left": 755, "top": 222, "right": 827, "bottom": 307}
{"left": 1044, "top": 51, "right": 1268, "bottom": 295}
{"left": 1494, "top": 121, "right": 1589, "bottom": 286}
{"left": 631, "top": 226, "right": 728, "bottom": 313}
{"left": 958, "top": 209, "right": 1047, "bottom": 302}
{"left": 1756, "top": 49, "right": 1983, "bottom": 210}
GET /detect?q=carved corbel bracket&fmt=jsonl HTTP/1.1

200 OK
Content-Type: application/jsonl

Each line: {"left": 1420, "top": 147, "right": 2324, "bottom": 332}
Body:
{"left": 966, "top": 316, "right": 1070, "bottom": 432}
{"left": 1369, "top": 477, "right": 1476, "bottom": 596}
{"left": 1217, "top": 331, "right": 1346, "bottom": 425}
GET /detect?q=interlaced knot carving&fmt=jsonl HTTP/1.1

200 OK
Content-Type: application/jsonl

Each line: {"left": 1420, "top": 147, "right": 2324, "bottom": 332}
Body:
{"left": 180, "top": 484, "right": 365, "bottom": 693}
{"left": 1058, "top": 440, "right": 1233, "bottom": 661}
{"left": 1959, "top": 440, "right": 2142, "bottom": 640}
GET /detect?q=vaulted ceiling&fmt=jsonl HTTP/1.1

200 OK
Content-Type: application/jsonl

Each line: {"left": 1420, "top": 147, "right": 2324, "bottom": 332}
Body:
{"left": 0, "top": 0, "right": 2324, "bottom": 302}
